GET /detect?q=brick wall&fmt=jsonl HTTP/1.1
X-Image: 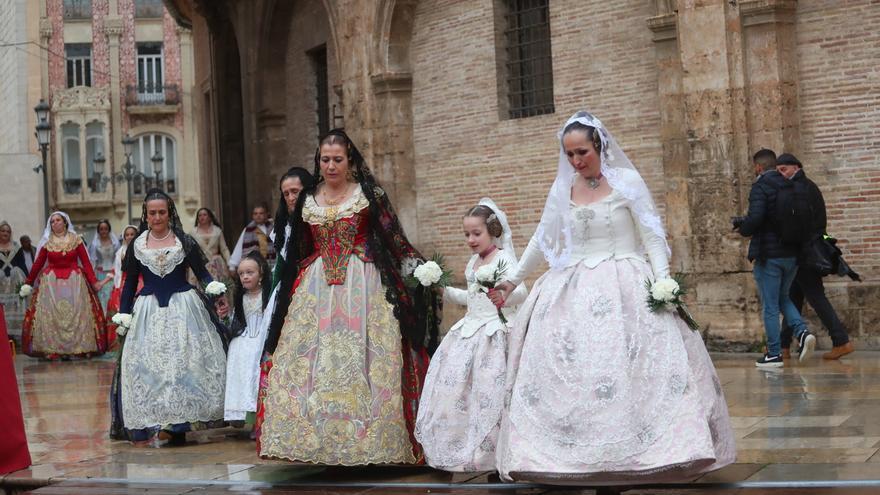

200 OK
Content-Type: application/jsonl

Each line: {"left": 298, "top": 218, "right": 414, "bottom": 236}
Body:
{"left": 796, "top": 0, "right": 880, "bottom": 280}
{"left": 410, "top": 0, "right": 663, "bottom": 284}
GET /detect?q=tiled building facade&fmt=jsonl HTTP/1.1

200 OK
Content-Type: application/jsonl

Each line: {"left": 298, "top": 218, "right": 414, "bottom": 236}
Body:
{"left": 37, "top": 0, "right": 203, "bottom": 235}
{"left": 166, "top": 0, "right": 880, "bottom": 349}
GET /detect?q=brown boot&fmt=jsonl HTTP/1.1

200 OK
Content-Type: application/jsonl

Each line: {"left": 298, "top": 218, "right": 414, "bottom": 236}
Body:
{"left": 822, "top": 341, "right": 854, "bottom": 360}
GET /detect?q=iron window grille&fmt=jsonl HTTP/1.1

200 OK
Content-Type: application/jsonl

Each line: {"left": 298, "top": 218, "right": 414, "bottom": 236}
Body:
{"left": 503, "top": 0, "right": 555, "bottom": 119}
{"left": 63, "top": 0, "right": 91, "bottom": 19}
{"left": 134, "top": 0, "right": 164, "bottom": 18}
{"left": 309, "top": 45, "right": 330, "bottom": 139}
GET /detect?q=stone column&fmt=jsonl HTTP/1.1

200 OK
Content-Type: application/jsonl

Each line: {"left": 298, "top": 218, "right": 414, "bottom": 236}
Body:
{"left": 739, "top": 0, "right": 800, "bottom": 152}
{"left": 104, "top": 16, "right": 126, "bottom": 218}
{"left": 649, "top": 0, "right": 760, "bottom": 345}
{"left": 177, "top": 25, "right": 201, "bottom": 216}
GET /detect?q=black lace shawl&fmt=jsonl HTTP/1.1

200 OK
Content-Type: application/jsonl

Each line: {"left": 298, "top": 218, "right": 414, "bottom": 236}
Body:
{"left": 264, "top": 129, "right": 440, "bottom": 354}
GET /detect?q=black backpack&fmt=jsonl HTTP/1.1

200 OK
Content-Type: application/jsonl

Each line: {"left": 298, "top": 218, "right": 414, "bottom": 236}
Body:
{"left": 774, "top": 179, "right": 814, "bottom": 245}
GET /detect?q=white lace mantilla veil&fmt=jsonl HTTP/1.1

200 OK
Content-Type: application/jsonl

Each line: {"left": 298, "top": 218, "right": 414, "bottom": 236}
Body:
{"left": 37, "top": 211, "right": 78, "bottom": 251}
{"left": 478, "top": 197, "right": 518, "bottom": 263}
{"left": 88, "top": 223, "right": 120, "bottom": 262}
{"left": 535, "top": 111, "right": 670, "bottom": 270}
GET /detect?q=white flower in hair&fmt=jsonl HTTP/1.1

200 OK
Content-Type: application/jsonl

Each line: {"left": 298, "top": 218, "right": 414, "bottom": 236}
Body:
{"left": 19, "top": 284, "right": 32, "bottom": 298}
{"left": 413, "top": 261, "right": 443, "bottom": 287}
{"left": 206, "top": 281, "right": 227, "bottom": 295}
{"left": 650, "top": 278, "right": 680, "bottom": 303}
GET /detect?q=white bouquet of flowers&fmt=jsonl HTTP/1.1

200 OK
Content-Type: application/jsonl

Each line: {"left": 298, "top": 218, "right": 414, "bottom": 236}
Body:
{"left": 645, "top": 275, "right": 699, "bottom": 330}
{"left": 205, "top": 281, "right": 227, "bottom": 296}
{"left": 473, "top": 259, "right": 510, "bottom": 323}
{"left": 112, "top": 313, "right": 133, "bottom": 336}
{"left": 18, "top": 284, "right": 33, "bottom": 298}
{"left": 405, "top": 254, "right": 452, "bottom": 290}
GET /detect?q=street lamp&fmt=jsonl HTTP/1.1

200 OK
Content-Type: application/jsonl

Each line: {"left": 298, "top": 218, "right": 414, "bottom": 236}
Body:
{"left": 33, "top": 99, "right": 51, "bottom": 219}
{"left": 92, "top": 152, "right": 106, "bottom": 193}
{"left": 150, "top": 151, "right": 164, "bottom": 188}
{"left": 90, "top": 134, "right": 151, "bottom": 224}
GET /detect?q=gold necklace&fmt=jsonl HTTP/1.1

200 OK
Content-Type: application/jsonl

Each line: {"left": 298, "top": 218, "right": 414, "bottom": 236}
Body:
{"left": 323, "top": 185, "right": 349, "bottom": 220}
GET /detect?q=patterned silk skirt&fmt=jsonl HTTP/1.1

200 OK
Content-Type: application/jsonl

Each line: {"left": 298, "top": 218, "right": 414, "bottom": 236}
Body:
{"left": 259, "top": 257, "right": 419, "bottom": 465}
{"left": 22, "top": 270, "right": 106, "bottom": 359}
{"left": 415, "top": 326, "right": 507, "bottom": 472}
{"left": 496, "top": 258, "right": 736, "bottom": 483}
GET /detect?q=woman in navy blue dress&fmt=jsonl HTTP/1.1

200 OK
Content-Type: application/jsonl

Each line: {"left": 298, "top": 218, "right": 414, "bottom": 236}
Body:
{"left": 110, "top": 189, "right": 228, "bottom": 446}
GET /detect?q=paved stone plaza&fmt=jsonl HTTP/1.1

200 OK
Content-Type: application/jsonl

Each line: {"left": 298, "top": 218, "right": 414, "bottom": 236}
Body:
{"left": 5, "top": 352, "right": 880, "bottom": 494}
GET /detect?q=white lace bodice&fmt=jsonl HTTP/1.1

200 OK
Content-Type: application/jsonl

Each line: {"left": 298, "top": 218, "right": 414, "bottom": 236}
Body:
{"left": 444, "top": 249, "right": 527, "bottom": 338}
{"left": 95, "top": 242, "right": 116, "bottom": 271}
{"left": 191, "top": 225, "right": 231, "bottom": 261}
{"left": 133, "top": 232, "right": 185, "bottom": 278}
{"left": 510, "top": 190, "right": 669, "bottom": 284}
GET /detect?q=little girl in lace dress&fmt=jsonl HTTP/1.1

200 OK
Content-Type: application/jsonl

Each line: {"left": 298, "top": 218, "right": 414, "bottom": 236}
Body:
{"left": 415, "top": 199, "right": 528, "bottom": 472}
{"left": 224, "top": 251, "right": 272, "bottom": 425}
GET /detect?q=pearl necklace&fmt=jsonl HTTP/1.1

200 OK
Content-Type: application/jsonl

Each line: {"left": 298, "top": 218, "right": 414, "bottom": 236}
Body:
{"left": 149, "top": 229, "right": 173, "bottom": 242}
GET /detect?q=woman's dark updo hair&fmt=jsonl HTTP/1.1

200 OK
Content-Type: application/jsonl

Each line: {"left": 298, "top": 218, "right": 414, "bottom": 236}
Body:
{"left": 465, "top": 205, "right": 503, "bottom": 238}
{"left": 563, "top": 121, "right": 602, "bottom": 154}
{"left": 194, "top": 207, "right": 222, "bottom": 228}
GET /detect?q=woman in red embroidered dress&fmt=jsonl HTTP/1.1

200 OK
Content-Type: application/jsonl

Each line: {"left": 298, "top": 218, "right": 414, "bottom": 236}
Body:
{"left": 257, "top": 130, "right": 440, "bottom": 465}
{"left": 20, "top": 212, "right": 107, "bottom": 359}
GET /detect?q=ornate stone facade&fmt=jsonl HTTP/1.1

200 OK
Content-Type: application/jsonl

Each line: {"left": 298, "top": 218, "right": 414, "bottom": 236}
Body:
{"left": 166, "top": 0, "right": 880, "bottom": 349}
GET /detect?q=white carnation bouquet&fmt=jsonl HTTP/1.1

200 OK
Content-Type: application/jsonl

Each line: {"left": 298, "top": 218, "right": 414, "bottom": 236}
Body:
{"left": 404, "top": 254, "right": 452, "bottom": 289}
{"left": 18, "top": 284, "right": 33, "bottom": 298}
{"left": 645, "top": 274, "right": 699, "bottom": 330}
{"left": 474, "top": 259, "right": 510, "bottom": 323}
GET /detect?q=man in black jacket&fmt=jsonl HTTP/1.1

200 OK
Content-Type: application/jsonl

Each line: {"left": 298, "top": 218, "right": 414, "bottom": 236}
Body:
{"left": 733, "top": 149, "right": 815, "bottom": 367}
{"left": 777, "top": 153, "right": 854, "bottom": 360}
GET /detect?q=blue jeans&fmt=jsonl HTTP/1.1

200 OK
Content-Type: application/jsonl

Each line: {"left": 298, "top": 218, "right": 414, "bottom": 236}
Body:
{"left": 753, "top": 257, "right": 807, "bottom": 356}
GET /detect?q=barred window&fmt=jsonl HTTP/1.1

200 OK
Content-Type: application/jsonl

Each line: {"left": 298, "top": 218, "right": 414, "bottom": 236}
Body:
{"left": 309, "top": 45, "right": 330, "bottom": 138}
{"left": 499, "top": 0, "right": 555, "bottom": 119}
{"left": 63, "top": 0, "right": 91, "bottom": 19}
{"left": 65, "top": 44, "right": 92, "bottom": 88}
{"left": 134, "top": 0, "right": 164, "bottom": 18}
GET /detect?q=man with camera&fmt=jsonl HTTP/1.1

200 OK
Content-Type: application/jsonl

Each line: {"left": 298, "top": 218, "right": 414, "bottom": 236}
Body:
{"left": 732, "top": 149, "right": 815, "bottom": 368}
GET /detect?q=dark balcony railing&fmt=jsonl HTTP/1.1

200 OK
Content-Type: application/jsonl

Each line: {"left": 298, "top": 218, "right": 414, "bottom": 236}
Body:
{"left": 125, "top": 84, "right": 180, "bottom": 106}
{"left": 63, "top": 0, "right": 91, "bottom": 19}
{"left": 63, "top": 178, "right": 83, "bottom": 195}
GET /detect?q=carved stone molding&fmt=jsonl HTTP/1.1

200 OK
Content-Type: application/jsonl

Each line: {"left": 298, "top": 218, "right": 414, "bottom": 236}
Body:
{"left": 52, "top": 86, "right": 112, "bottom": 112}
{"left": 740, "top": 0, "right": 797, "bottom": 27}
{"left": 104, "top": 17, "right": 124, "bottom": 37}
{"left": 647, "top": 13, "right": 677, "bottom": 42}
{"left": 39, "top": 18, "right": 53, "bottom": 39}
{"left": 371, "top": 72, "right": 413, "bottom": 95}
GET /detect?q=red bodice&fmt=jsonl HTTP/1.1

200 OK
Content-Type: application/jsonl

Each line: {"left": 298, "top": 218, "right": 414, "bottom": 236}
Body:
{"left": 301, "top": 208, "right": 372, "bottom": 285}
{"left": 26, "top": 243, "right": 98, "bottom": 286}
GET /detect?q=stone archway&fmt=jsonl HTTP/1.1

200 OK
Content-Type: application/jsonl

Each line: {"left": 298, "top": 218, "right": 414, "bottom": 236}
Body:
{"left": 254, "top": 0, "right": 340, "bottom": 210}
{"left": 371, "top": 0, "right": 419, "bottom": 241}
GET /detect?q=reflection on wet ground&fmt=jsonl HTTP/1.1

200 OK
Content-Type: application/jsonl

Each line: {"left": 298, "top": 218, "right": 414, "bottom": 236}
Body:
{"left": 5, "top": 352, "right": 880, "bottom": 494}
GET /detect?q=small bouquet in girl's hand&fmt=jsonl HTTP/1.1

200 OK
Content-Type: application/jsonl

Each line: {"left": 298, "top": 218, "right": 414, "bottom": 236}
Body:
{"left": 405, "top": 253, "right": 452, "bottom": 289}
{"left": 474, "top": 259, "right": 510, "bottom": 324}
{"left": 645, "top": 274, "right": 700, "bottom": 330}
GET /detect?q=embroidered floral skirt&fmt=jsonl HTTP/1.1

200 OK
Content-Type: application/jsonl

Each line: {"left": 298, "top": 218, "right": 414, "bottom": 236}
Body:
{"left": 118, "top": 289, "right": 226, "bottom": 435}
{"left": 415, "top": 326, "right": 507, "bottom": 471}
{"left": 496, "top": 258, "right": 736, "bottom": 483}
{"left": 259, "top": 257, "right": 419, "bottom": 465}
{"left": 22, "top": 270, "right": 106, "bottom": 359}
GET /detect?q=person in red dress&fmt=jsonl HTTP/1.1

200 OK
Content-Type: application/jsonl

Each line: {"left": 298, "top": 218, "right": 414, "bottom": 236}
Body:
{"left": 19, "top": 211, "right": 107, "bottom": 359}
{"left": 0, "top": 304, "right": 31, "bottom": 474}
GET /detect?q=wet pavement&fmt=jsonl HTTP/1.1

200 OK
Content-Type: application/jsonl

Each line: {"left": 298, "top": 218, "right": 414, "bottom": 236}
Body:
{"left": 4, "top": 352, "right": 880, "bottom": 494}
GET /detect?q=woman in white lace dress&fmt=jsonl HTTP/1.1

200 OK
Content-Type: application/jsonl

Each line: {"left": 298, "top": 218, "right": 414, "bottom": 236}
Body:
{"left": 495, "top": 112, "right": 735, "bottom": 483}
{"left": 112, "top": 189, "right": 228, "bottom": 447}
{"left": 88, "top": 220, "right": 119, "bottom": 312}
{"left": 416, "top": 199, "right": 527, "bottom": 472}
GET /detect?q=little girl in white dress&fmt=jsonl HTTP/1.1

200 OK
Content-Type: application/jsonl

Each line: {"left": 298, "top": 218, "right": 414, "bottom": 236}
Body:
{"left": 415, "top": 198, "right": 527, "bottom": 472}
{"left": 224, "top": 251, "right": 271, "bottom": 423}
